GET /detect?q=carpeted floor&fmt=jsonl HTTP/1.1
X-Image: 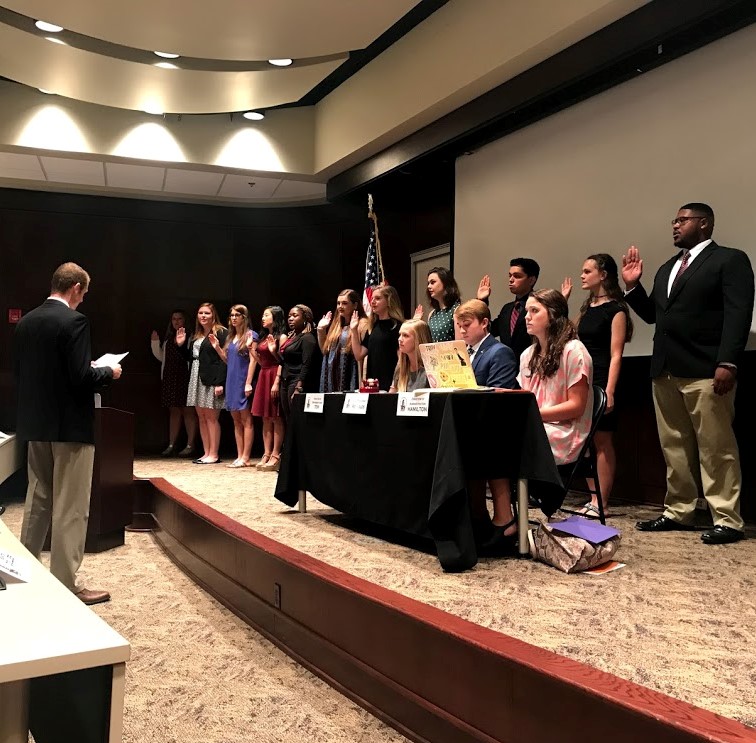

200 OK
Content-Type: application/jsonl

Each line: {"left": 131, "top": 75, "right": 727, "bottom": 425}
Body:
{"left": 1, "top": 503, "right": 408, "bottom": 743}
{"left": 132, "top": 457, "right": 756, "bottom": 729}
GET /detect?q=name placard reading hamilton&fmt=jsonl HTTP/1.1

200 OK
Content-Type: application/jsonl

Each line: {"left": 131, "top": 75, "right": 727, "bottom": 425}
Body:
{"left": 342, "top": 393, "right": 369, "bottom": 414}
{"left": 304, "top": 393, "right": 324, "bottom": 413}
{"left": 396, "top": 392, "right": 430, "bottom": 417}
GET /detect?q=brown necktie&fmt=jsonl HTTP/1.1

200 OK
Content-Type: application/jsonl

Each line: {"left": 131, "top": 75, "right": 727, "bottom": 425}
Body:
{"left": 671, "top": 250, "right": 690, "bottom": 290}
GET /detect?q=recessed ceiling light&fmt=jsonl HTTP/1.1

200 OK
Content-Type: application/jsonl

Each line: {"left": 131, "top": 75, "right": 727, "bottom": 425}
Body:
{"left": 154, "top": 62, "right": 178, "bottom": 69}
{"left": 154, "top": 51, "right": 180, "bottom": 59}
{"left": 143, "top": 105, "right": 164, "bottom": 115}
{"left": 38, "top": 88, "right": 54, "bottom": 94}
{"left": 45, "top": 37, "right": 67, "bottom": 45}
{"left": 242, "top": 111, "right": 265, "bottom": 121}
{"left": 35, "top": 20, "right": 63, "bottom": 33}
{"left": 268, "top": 58, "right": 293, "bottom": 67}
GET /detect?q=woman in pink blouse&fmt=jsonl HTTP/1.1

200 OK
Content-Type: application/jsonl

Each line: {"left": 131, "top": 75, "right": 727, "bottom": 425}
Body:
{"left": 518, "top": 289, "right": 593, "bottom": 467}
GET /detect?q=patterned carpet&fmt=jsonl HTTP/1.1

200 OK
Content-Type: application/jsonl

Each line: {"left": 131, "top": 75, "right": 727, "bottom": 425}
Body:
{"left": 4, "top": 455, "right": 755, "bottom": 740}
{"left": 134, "top": 457, "right": 756, "bottom": 730}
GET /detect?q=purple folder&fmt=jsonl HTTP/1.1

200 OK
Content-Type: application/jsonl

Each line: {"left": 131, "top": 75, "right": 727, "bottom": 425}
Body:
{"left": 550, "top": 516, "right": 620, "bottom": 544}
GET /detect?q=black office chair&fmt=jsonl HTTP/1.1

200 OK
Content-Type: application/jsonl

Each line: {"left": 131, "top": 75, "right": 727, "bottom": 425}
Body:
{"left": 558, "top": 384, "right": 608, "bottom": 524}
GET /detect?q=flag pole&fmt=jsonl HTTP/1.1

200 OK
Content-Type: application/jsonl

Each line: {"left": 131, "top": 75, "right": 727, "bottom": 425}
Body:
{"left": 367, "top": 193, "right": 385, "bottom": 283}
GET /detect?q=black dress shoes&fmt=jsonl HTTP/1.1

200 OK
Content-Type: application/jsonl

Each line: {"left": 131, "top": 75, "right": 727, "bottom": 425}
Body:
{"left": 161, "top": 444, "right": 177, "bottom": 457}
{"left": 635, "top": 515, "right": 695, "bottom": 532}
{"left": 701, "top": 526, "right": 745, "bottom": 545}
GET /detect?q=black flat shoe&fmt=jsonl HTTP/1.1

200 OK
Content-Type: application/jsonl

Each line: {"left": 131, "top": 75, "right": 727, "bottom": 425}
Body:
{"left": 635, "top": 516, "right": 695, "bottom": 532}
{"left": 701, "top": 526, "right": 744, "bottom": 545}
{"left": 192, "top": 458, "right": 205, "bottom": 464}
{"left": 197, "top": 458, "right": 221, "bottom": 464}
{"left": 161, "top": 444, "right": 177, "bottom": 457}
{"left": 178, "top": 446, "right": 195, "bottom": 458}
{"left": 480, "top": 517, "right": 518, "bottom": 556}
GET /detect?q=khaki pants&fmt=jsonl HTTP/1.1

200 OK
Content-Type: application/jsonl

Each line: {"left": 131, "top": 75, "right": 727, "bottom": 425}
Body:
{"left": 652, "top": 374, "right": 743, "bottom": 530}
{"left": 20, "top": 441, "right": 95, "bottom": 592}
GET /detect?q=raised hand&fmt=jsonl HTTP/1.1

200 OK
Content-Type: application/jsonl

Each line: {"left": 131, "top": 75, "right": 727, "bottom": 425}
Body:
{"left": 150, "top": 330, "right": 159, "bottom": 341}
{"left": 477, "top": 275, "right": 491, "bottom": 301}
{"left": 265, "top": 334, "right": 277, "bottom": 352}
{"left": 175, "top": 327, "right": 186, "bottom": 346}
{"left": 621, "top": 245, "right": 643, "bottom": 289}
{"left": 561, "top": 277, "right": 573, "bottom": 300}
{"left": 349, "top": 310, "right": 360, "bottom": 331}
{"left": 317, "top": 311, "right": 332, "bottom": 331}
{"left": 208, "top": 333, "right": 219, "bottom": 349}
{"left": 412, "top": 304, "right": 424, "bottom": 321}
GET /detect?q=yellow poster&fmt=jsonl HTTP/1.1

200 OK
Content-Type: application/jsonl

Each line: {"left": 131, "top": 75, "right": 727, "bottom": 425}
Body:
{"left": 419, "top": 341, "right": 479, "bottom": 389}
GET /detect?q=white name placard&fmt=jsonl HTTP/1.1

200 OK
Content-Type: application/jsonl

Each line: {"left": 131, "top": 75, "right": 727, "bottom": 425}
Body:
{"left": 0, "top": 549, "right": 32, "bottom": 583}
{"left": 396, "top": 392, "right": 430, "bottom": 417}
{"left": 342, "top": 393, "right": 369, "bottom": 414}
{"left": 304, "top": 393, "right": 325, "bottom": 413}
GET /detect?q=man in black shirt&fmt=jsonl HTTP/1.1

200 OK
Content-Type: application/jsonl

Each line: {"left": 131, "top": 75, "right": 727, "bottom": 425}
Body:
{"left": 477, "top": 258, "right": 540, "bottom": 358}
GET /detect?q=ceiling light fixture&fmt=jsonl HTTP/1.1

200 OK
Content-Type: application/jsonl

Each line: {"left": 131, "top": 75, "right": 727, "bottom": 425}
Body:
{"left": 143, "top": 105, "right": 164, "bottom": 115}
{"left": 38, "top": 88, "right": 54, "bottom": 94}
{"left": 268, "top": 58, "right": 293, "bottom": 67}
{"left": 154, "top": 51, "right": 180, "bottom": 59}
{"left": 242, "top": 111, "right": 265, "bottom": 121}
{"left": 45, "top": 37, "right": 67, "bottom": 45}
{"left": 154, "top": 62, "right": 178, "bottom": 69}
{"left": 35, "top": 20, "right": 63, "bottom": 33}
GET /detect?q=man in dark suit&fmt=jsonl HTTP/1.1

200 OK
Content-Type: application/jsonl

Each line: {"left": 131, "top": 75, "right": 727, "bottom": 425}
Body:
{"left": 14, "top": 262, "right": 122, "bottom": 603}
{"left": 622, "top": 203, "right": 754, "bottom": 545}
{"left": 477, "top": 258, "right": 539, "bottom": 359}
{"left": 454, "top": 300, "right": 518, "bottom": 552}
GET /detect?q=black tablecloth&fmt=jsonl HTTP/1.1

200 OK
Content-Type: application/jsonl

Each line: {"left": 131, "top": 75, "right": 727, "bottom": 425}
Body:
{"left": 274, "top": 390, "right": 562, "bottom": 571}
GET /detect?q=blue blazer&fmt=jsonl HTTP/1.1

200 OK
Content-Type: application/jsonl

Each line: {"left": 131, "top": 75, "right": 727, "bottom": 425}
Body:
{"left": 471, "top": 334, "right": 517, "bottom": 389}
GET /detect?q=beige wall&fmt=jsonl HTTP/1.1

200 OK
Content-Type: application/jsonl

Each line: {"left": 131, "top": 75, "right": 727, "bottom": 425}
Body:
{"left": 313, "top": 0, "right": 648, "bottom": 176}
{"left": 455, "top": 23, "right": 756, "bottom": 356}
{"left": 0, "top": 82, "right": 317, "bottom": 177}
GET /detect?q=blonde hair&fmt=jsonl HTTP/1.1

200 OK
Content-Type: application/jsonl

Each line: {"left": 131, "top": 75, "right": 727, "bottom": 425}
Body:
{"left": 395, "top": 319, "right": 431, "bottom": 392}
{"left": 369, "top": 285, "right": 404, "bottom": 330}
{"left": 324, "top": 289, "right": 367, "bottom": 354}
{"left": 192, "top": 302, "right": 226, "bottom": 340}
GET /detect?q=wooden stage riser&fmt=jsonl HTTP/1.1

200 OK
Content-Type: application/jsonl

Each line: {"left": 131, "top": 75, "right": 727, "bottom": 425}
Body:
{"left": 146, "top": 482, "right": 753, "bottom": 743}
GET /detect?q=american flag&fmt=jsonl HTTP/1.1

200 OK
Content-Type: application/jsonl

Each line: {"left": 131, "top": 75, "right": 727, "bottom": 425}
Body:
{"left": 362, "top": 194, "right": 385, "bottom": 315}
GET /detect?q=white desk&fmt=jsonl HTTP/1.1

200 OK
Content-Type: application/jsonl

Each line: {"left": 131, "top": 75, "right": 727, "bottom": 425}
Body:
{"left": 0, "top": 433, "right": 22, "bottom": 485}
{"left": 0, "top": 517, "right": 130, "bottom": 743}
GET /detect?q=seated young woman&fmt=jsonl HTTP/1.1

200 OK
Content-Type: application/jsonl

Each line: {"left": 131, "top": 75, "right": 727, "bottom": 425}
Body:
{"left": 518, "top": 288, "right": 593, "bottom": 470}
{"left": 388, "top": 319, "right": 431, "bottom": 392}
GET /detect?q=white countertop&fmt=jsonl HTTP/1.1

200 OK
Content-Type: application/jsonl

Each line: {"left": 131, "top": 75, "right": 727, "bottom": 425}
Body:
{"left": 0, "top": 517, "right": 130, "bottom": 684}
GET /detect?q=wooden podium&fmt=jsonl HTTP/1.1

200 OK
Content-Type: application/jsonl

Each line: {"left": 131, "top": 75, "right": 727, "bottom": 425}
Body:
{"left": 86, "top": 407, "right": 135, "bottom": 552}
{"left": 42, "top": 407, "right": 135, "bottom": 553}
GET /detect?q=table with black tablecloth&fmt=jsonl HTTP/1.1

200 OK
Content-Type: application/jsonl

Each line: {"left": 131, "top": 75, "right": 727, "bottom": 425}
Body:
{"left": 274, "top": 390, "right": 562, "bottom": 571}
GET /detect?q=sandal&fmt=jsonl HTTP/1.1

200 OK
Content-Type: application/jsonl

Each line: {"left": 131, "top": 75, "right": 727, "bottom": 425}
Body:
{"left": 260, "top": 454, "right": 280, "bottom": 472}
{"left": 226, "top": 459, "right": 245, "bottom": 468}
{"left": 577, "top": 503, "right": 610, "bottom": 519}
{"left": 256, "top": 454, "right": 271, "bottom": 470}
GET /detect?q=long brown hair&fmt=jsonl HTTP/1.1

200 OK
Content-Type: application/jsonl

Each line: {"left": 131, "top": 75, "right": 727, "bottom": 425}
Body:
{"left": 324, "top": 289, "right": 367, "bottom": 354}
{"left": 192, "top": 302, "right": 225, "bottom": 340}
{"left": 528, "top": 289, "right": 577, "bottom": 379}
{"left": 224, "top": 304, "right": 252, "bottom": 355}
{"left": 577, "top": 254, "right": 634, "bottom": 341}
{"left": 395, "top": 319, "right": 432, "bottom": 392}
{"left": 426, "top": 267, "right": 461, "bottom": 311}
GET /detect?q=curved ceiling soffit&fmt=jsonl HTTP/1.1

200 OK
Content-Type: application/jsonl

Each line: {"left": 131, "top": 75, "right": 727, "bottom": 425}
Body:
{"left": 0, "top": 1, "right": 417, "bottom": 60}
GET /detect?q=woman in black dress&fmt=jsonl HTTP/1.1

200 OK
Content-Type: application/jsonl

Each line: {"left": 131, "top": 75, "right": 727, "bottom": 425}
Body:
{"left": 277, "top": 305, "right": 321, "bottom": 422}
{"left": 563, "top": 254, "right": 632, "bottom": 516}
{"left": 350, "top": 285, "right": 404, "bottom": 391}
{"left": 150, "top": 310, "right": 198, "bottom": 457}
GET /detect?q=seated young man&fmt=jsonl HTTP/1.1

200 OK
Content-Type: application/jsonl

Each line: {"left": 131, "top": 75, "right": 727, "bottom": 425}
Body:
{"left": 454, "top": 300, "right": 518, "bottom": 552}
